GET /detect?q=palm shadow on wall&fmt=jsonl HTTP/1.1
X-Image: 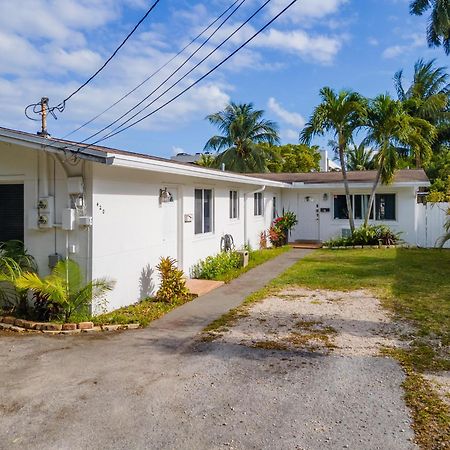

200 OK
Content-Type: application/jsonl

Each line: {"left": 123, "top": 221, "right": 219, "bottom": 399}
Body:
{"left": 139, "top": 264, "right": 155, "bottom": 300}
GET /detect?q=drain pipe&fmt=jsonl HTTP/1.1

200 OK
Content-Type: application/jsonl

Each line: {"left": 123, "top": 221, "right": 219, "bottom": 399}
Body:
{"left": 244, "top": 185, "right": 265, "bottom": 246}
{"left": 38, "top": 150, "right": 49, "bottom": 199}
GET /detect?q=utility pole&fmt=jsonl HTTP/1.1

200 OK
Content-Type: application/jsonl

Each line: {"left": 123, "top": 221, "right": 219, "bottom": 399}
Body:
{"left": 37, "top": 97, "right": 50, "bottom": 137}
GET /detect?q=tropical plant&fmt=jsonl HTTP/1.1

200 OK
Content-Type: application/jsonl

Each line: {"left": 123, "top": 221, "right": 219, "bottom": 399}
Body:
{"left": 196, "top": 153, "right": 216, "bottom": 168}
{"left": 262, "top": 143, "right": 321, "bottom": 173}
{"left": 259, "top": 231, "right": 268, "bottom": 250}
{"left": 16, "top": 259, "right": 114, "bottom": 322}
{"left": 0, "top": 240, "right": 37, "bottom": 313}
{"left": 204, "top": 102, "right": 279, "bottom": 173}
{"left": 346, "top": 142, "right": 374, "bottom": 171}
{"left": 300, "top": 87, "right": 368, "bottom": 233}
{"left": 410, "top": 0, "right": 450, "bottom": 54}
{"left": 156, "top": 257, "right": 189, "bottom": 303}
{"left": 363, "top": 94, "right": 436, "bottom": 226}
{"left": 268, "top": 211, "right": 298, "bottom": 247}
{"left": 190, "top": 251, "right": 242, "bottom": 280}
{"left": 323, "top": 225, "right": 402, "bottom": 247}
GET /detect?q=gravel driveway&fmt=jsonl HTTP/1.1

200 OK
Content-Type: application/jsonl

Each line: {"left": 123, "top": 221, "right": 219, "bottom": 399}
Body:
{"left": 0, "top": 251, "right": 416, "bottom": 449}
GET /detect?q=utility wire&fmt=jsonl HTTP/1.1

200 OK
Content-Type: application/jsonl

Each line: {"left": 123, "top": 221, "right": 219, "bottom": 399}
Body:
{"left": 76, "top": 0, "right": 248, "bottom": 144}
{"left": 64, "top": 0, "right": 298, "bottom": 154}
{"left": 25, "top": 0, "right": 161, "bottom": 121}
{"left": 63, "top": 0, "right": 243, "bottom": 139}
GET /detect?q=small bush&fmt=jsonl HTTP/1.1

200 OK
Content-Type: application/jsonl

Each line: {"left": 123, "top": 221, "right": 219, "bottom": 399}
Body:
{"left": 269, "top": 211, "right": 298, "bottom": 247}
{"left": 259, "top": 231, "right": 268, "bottom": 250}
{"left": 156, "top": 257, "right": 189, "bottom": 303}
{"left": 190, "top": 251, "right": 242, "bottom": 280}
{"left": 324, "top": 225, "right": 402, "bottom": 247}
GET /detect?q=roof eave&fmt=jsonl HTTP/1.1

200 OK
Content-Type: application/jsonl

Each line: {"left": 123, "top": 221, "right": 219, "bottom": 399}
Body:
{"left": 291, "top": 181, "right": 430, "bottom": 189}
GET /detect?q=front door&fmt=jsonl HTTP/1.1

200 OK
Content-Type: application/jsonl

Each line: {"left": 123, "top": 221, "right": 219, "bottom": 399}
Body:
{"left": 297, "top": 194, "right": 319, "bottom": 241}
{"left": 0, "top": 184, "right": 24, "bottom": 243}
{"left": 160, "top": 187, "right": 178, "bottom": 261}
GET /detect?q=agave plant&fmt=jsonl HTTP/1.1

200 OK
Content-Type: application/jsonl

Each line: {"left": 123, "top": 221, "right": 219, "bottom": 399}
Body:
{"left": 16, "top": 259, "right": 115, "bottom": 322}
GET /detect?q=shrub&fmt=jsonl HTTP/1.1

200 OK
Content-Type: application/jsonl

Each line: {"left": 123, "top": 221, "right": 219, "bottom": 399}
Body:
{"left": 190, "top": 251, "right": 242, "bottom": 280}
{"left": 323, "top": 225, "right": 402, "bottom": 247}
{"left": 156, "top": 257, "right": 189, "bottom": 303}
{"left": 16, "top": 259, "right": 114, "bottom": 322}
{"left": 259, "top": 231, "right": 268, "bottom": 250}
{"left": 269, "top": 211, "right": 298, "bottom": 247}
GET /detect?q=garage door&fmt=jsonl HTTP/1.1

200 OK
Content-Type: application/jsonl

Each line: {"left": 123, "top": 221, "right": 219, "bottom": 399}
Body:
{"left": 0, "top": 184, "right": 24, "bottom": 243}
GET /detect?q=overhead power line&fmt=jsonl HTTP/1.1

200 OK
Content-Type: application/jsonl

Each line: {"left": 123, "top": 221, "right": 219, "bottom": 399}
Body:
{"left": 25, "top": 0, "right": 161, "bottom": 121}
{"left": 64, "top": 0, "right": 298, "bottom": 154}
{"left": 76, "top": 0, "right": 248, "bottom": 144}
{"left": 63, "top": 0, "right": 244, "bottom": 139}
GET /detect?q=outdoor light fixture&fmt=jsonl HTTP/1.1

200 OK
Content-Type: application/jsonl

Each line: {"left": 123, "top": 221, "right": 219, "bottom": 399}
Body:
{"left": 305, "top": 196, "right": 314, "bottom": 202}
{"left": 323, "top": 193, "right": 329, "bottom": 201}
{"left": 159, "top": 188, "right": 173, "bottom": 204}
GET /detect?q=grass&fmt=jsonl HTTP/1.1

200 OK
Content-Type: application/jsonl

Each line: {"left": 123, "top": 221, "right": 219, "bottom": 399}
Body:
{"left": 203, "top": 247, "right": 450, "bottom": 449}
{"left": 92, "top": 296, "right": 193, "bottom": 327}
{"left": 213, "top": 246, "right": 290, "bottom": 283}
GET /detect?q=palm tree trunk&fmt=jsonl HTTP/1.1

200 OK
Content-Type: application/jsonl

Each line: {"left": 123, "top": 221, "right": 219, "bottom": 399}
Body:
{"left": 364, "top": 163, "right": 383, "bottom": 227}
{"left": 339, "top": 143, "right": 355, "bottom": 233}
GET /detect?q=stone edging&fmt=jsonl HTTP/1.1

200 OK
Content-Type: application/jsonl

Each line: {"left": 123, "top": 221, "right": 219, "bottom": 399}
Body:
{"left": 322, "top": 244, "right": 407, "bottom": 250}
{"left": 0, "top": 316, "right": 139, "bottom": 335}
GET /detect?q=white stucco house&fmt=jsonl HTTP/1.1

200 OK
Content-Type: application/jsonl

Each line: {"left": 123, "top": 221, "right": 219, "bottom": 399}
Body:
{"left": 0, "top": 127, "right": 436, "bottom": 311}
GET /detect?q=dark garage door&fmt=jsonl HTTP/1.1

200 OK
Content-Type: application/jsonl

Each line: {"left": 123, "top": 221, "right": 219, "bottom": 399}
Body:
{"left": 0, "top": 184, "right": 24, "bottom": 243}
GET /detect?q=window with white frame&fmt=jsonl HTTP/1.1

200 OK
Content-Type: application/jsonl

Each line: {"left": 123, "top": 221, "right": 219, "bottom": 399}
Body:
{"left": 272, "top": 196, "right": 278, "bottom": 219}
{"left": 254, "top": 192, "right": 263, "bottom": 216}
{"left": 194, "top": 189, "right": 213, "bottom": 234}
{"left": 333, "top": 194, "right": 396, "bottom": 221}
{"left": 229, "top": 190, "right": 239, "bottom": 219}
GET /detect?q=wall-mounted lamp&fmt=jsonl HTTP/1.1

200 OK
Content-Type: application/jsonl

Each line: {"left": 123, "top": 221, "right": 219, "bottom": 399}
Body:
{"left": 305, "top": 196, "right": 314, "bottom": 202}
{"left": 159, "top": 187, "right": 173, "bottom": 204}
{"left": 323, "top": 193, "right": 329, "bottom": 202}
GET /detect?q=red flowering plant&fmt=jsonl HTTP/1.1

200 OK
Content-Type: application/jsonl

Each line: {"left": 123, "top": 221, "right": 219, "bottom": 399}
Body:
{"left": 268, "top": 212, "right": 298, "bottom": 247}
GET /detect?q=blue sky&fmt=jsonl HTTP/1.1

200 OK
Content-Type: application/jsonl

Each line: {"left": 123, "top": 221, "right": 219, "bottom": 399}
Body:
{"left": 0, "top": 0, "right": 447, "bottom": 157}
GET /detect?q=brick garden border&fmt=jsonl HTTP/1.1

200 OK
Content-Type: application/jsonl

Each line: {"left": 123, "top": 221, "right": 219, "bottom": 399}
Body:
{"left": 0, "top": 316, "right": 139, "bottom": 335}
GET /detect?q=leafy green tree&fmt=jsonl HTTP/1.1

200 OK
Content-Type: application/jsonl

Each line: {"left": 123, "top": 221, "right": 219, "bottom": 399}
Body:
{"left": 300, "top": 87, "right": 367, "bottom": 232}
{"left": 261, "top": 143, "right": 321, "bottom": 173}
{"left": 410, "top": 0, "right": 450, "bottom": 54}
{"left": 346, "top": 142, "right": 375, "bottom": 171}
{"left": 196, "top": 153, "right": 216, "bottom": 168}
{"left": 16, "top": 259, "right": 115, "bottom": 322}
{"left": 204, "top": 102, "right": 279, "bottom": 173}
{"left": 363, "top": 94, "right": 436, "bottom": 226}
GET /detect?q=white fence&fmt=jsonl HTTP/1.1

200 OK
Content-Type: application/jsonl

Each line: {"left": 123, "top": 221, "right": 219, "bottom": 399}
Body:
{"left": 417, "top": 202, "right": 450, "bottom": 248}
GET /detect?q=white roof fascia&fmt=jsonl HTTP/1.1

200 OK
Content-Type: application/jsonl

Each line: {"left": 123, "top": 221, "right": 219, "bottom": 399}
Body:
{"left": 108, "top": 154, "right": 289, "bottom": 188}
{"left": 291, "top": 181, "right": 430, "bottom": 189}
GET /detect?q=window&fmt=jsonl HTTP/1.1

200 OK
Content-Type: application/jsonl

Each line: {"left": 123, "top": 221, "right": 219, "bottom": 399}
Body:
{"left": 229, "top": 190, "right": 239, "bottom": 219}
{"left": 272, "top": 196, "right": 278, "bottom": 219}
{"left": 195, "top": 189, "right": 213, "bottom": 234}
{"left": 254, "top": 192, "right": 263, "bottom": 216}
{"left": 333, "top": 194, "right": 396, "bottom": 221}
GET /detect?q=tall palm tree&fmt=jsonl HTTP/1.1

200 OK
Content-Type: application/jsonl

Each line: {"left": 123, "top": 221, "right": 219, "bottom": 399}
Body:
{"left": 204, "top": 102, "right": 279, "bottom": 173}
{"left": 346, "top": 142, "right": 375, "bottom": 171}
{"left": 300, "top": 87, "right": 367, "bottom": 233}
{"left": 410, "top": 0, "right": 450, "bottom": 54}
{"left": 394, "top": 59, "right": 449, "bottom": 162}
{"left": 363, "top": 94, "right": 436, "bottom": 226}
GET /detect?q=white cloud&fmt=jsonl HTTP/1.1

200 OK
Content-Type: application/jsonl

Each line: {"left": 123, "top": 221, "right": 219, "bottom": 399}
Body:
{"left": 268, "top": 98, "right": 305, "bottom": 128}
{"left": 267, "top": 0, "right": 348, "bottom": 24}
{"left": 280, "top": 128, "right": 300, "bottom": 141}
{"left": 171, "top": 145, "right": 185, "bottom": 155}
{"left": 255, "top": 29, "right": 344, "bottom": 64}
{"left": 382, "top": 32, "right": 426, "bottom": 59}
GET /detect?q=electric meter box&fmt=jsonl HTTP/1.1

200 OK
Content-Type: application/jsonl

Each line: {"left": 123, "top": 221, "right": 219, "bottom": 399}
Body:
{"left": 78, "top": 216, "right": 93, "bottom": 226}
{"left": 67, "top": 177, "right": 84, "bottom": 195}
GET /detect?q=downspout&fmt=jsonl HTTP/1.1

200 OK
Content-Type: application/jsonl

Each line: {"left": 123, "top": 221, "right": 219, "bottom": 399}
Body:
{"left": 38, "top": 150, "right": 49, "bottom": 198}
{"left": 244, "top": 185, "right": 266, "bottom": 246}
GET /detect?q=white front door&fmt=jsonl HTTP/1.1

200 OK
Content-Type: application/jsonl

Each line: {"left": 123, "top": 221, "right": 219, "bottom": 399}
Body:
{"left": 297, "top": 194, "right": 319, "bottom": 241}
{"left": 161, "top": 187, "right": 178, "bottom": 260}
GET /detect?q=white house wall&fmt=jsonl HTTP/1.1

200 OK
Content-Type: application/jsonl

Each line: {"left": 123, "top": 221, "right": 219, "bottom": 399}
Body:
{"left": 0, "top": 142, "right": 90, "bottom": 278}
{"left": 282, "top": 185, "right": 419, "bottom": 245}
{"left": 91, "top": 163, "right": 280, "bottom": 311}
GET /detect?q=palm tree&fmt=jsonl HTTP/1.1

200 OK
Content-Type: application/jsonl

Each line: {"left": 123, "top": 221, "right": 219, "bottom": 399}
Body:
{"left": 300, "top": 87, "right": 367, "bottom": 233}
{"left": 204, "top": 102, "right": 279, "bottom": 173}
{"left": 363, "top": 94, "right": 436, "bottom": 226}
{"left": 410, "top": 0, "right": 450, "bottom": 54}
{"left": 346, "top": 142, "right": 375, "bottom": 171}
{"left": 16, "top": 259, "right": 115, "bottom": 322}
{"left": 196, "top": 153, "right": 216, "bottom": 168}
{"left": 394, "top": 58, "right": 449, "bottom": 162}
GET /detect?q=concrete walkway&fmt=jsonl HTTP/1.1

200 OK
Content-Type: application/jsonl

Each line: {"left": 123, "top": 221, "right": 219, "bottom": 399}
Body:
{"left": 0, "top": 248, "right": 416, "bottom": 450}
